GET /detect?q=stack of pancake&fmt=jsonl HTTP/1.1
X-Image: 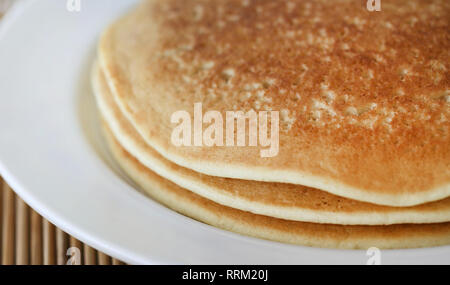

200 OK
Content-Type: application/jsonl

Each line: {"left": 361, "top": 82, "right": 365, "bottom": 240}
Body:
{"left": 92, "top": 0, "right": 450, "bottom": 249}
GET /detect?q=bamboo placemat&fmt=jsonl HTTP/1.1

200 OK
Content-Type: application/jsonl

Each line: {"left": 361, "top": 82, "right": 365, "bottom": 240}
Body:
{"left": 0, "top": 177, "right": 126, "bottom": 265}
{"left": 0, "top": 2, "right": 124, "bottom": 265}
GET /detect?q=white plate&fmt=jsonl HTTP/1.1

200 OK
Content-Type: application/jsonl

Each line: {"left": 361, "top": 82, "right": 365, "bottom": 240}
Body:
{"left": 0, "top": 0, "right": 448, "bottom": 265}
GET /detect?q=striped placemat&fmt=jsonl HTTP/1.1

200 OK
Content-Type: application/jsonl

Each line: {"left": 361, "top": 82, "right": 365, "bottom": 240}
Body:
{"left": 0, "top": 2, "right": 124, "bottom": 265}
{"left": 0, "top": 177, "right": 126, "bottom": 265}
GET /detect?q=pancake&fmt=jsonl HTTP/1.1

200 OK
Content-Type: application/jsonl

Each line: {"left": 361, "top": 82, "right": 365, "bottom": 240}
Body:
{"left": 101, "top": 120, "right": 450, "bottom": 249}
{"left": 93, "top": 62, "right": 450, "bottom": 225}
{"left": 98, "top": 0, "right": 450, "bottom": 207}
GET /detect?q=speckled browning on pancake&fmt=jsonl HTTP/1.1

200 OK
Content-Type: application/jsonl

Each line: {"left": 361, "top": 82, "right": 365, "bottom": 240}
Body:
{"left": 99, "top": 0, "right": 450, "bottom": 206}
{"left": 102, "top": 122, "right": 450, "bottom": 249}
{"left": 92, "top": 62, "right": 450, "bottom": 225}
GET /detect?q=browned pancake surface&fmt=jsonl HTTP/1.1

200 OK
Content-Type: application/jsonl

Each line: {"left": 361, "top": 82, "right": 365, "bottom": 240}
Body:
{"left": 93, "top": 63, "right": 450, "bottom": 225}
{"left": 99, "top": 0, "right": 450, "bottom": 205}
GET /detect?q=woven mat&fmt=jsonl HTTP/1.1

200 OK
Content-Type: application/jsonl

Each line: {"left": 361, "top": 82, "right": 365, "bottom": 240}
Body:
{"left": 0, "top": 3, "right": 124, "bottom": 265}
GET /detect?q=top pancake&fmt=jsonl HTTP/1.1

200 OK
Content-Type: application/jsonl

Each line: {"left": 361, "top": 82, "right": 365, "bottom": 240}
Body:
{"left": 99, "top": 0, "right": 450, "bottom": 206}
{"left": 92, "top": 62, "right": 450, "bottom": 225}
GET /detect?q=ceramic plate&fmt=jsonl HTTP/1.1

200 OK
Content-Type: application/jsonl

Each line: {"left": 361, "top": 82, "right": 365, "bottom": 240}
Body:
{"left": 0, "top": 0, "right": 448, "bottom": 264}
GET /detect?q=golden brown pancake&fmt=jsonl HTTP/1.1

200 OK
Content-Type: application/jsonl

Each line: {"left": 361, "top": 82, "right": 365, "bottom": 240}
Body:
{"left": 101, "top": 122, "right": 450, "bottom": 249}
{"left": 93, "top": 62, "right": 450, "bottom": 225}
{"left": 99, "top": 0, "right": 450, "bottom": 206}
